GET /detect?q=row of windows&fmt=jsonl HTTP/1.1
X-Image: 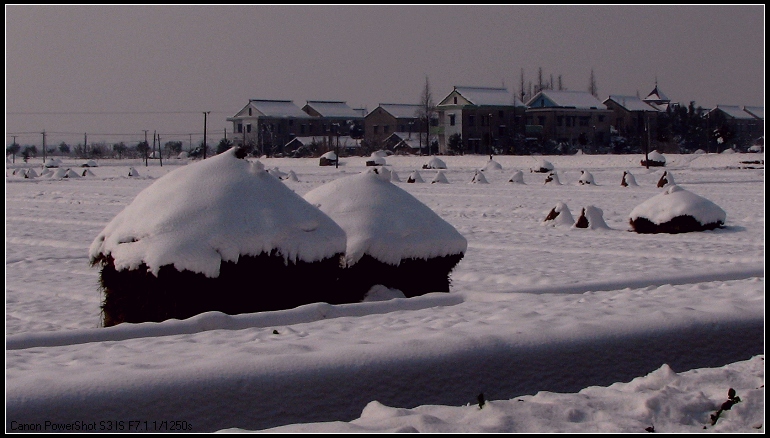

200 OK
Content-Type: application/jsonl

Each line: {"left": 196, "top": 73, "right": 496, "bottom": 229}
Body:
{"left": 448, "top": 113, "right": 521, "bottom": 127}
{"left": 237, "top": 122, "right": 348, "bottom": 136}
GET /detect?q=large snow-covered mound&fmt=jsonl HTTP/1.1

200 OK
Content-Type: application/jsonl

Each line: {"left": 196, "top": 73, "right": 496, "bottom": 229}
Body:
{"left": 629, "top": 185, "right": 726, "bottom": 234}
{"left": 89, "top": 148, "right": 346, "bottom": 278}
{"left": 304, "top": 168, "right": 467, "bottom": 267}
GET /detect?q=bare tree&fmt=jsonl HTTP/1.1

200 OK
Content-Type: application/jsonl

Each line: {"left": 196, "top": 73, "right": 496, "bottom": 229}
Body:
{"left": 519, "top": 68, "right": 526, "bottom": 103}
{"left": 558, "top": 75, "right": 564, "bottom": 91}
{"left": 416, "top": 76, "right": 435, "bottom": 155}
{"left": 588, "top": 68, "right": 598, "bottom": 98}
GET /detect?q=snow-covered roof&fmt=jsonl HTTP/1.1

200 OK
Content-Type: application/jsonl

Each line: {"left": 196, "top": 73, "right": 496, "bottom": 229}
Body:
{"left": 452, "top": 86, "right": 525, "bottom": 107}
{"left": 304, "top": 101, "right": 363, "bottom": 119}
{"left": 526, "top": 90, "right": 607, "bottom": 110}
{"left": 712, "top": 105, "right": 757, "bottom": 120}
{"left": 743, "top": 106, "right": 763, "bottom": 120}
{"left": 643, "top": 86, "right": 669, "bottom": 103}
{"left": 606, "top": 95, "right": 660, "bottom": 112}
{"left": 303, "top": 169, "right": 467, "bottom": 266}
{"left": 377, "top": 103, "right": 423, "bottom": 119}
{"left": 247, "top": 100, "right": 311, "bottom": 118}
{"left": 89, "top": 148, "right": 347, "bottom": 278}
{"left": 629, "top": 185, "right": 726, "bottom": 227}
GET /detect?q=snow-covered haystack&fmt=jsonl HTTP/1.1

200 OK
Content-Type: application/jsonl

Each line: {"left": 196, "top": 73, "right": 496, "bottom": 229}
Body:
{"left": 304, "top": 168, "right": 467, "bottom": 299}
{"left": 407, "top": 170, "right": 424, "bottom": 183}
{"left": 578, "top": 170, "right": 596, "bottom": 185}
{"left": 177, "top": 151, "right": 189, "bottom": 159}
{"left": 656, "top": 170, "right": 675, "bottom": 188}
{"left": 422, "top": 157, "right": 447, "bottom": 169}
{"left": 544, "top": 171, "right": 561, "bottom": 185}
{"left": 629, "top": 185, "right": 726, "bottom": 234}
{"left": 431, "top": 170, "right": 449, "bottom": 184}
{"left": 530, "top": 159, "right": 554, "bottom": 173}
{"left": 89, "top": 148, "right": 347, "bottom": 327}
{"left": 508, "top": 170, "right": 525, "bottom": 184}
{"left": 82, "top": 160, "right": 98, "bottom": 167}
{"left": 470, "top": 170, "right": 489, "bottom": 184}
{"left": 721, "top": 148, "right": 736, "bottom": 154}
{"left": 24, "top": 168, "right": 39, "bottom": 179}
{"left": 319, "top": 151, "right": 337, "bottom": 166}
{"left": 52, "top": 168, "right": 80, "bottom": 179}
{"left": 641, "top": 150, "right": 666, "bottom": 167}
{"left": 43, "top": 158, "right": 62, "bottom": 168}
{"left": 366, "top": 153, "right": 386, "bottom": 166}
{"left": 573, "top": 206, "right": 610, "bottom": 229}
{"left": 542, "top": 202, "right": 575, "bottom": 227}
{"left": 81, "top": 169, "right": 96, "bottom": 177}
{"left": 481, "top": 158, "right": 503, "bottom": 172}
{"left": 621, "top": 170, "right": 638, "bottom": 187}
{"left": 128, "top": 167, "right": 139, "bottom": 177}
{"left": 693, "top": 149, "right": 706, "bottom": 154}
{"left": 390, "top": 170, "right": 401, "bottom": 183}
{"left": 40, "top": 168, "right": 53, "bottom": 178}
{"left": 287, "top": 170, "right": 299, "bottom": 182}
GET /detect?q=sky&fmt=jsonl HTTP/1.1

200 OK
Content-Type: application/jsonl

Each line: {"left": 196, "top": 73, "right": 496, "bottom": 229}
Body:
{"left": 5, "top": 4, "right": 765, "bottom": 147}
{"left": 5, "top": 150, "right": 765, "bottom": 432}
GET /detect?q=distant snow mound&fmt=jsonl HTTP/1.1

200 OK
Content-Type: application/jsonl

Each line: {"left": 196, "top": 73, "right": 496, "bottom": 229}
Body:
{"left": 530, "top": 159, "right": 554, "bottom": 173}
{"left": 641, "top": 150, "right": 666, "bottom": 167}
{"left": 422, "top": 157, "right": 447, "bottom": 169}
{"left": 431, "top": 170, "right": 449, "bottom": 184}
{"left": 656, "top": 170, "right": 675, "bottom": 188}
{"left": 470, "top": 170, "right": 489, "bottom": 184}
{"left": 542, "top": 202, "right": 575, "bottom": 227}
{"left": 407, "top": 170, "right": 424, "bottom": 183}
{"left": 573, "top": 206, "right": 610, "bottom": 230}
{"left": 578, "top": 170, "right": 596, "bottom": 185}
{"left": 544, "top": 171, "right": 561, "bottom": 185}
{"left": 621, "top": 170, "right": 638, "bottom": 187}
{"left": 128, "top": 167, "right": 139, "bottom": 177}
{"left": 481, "top": 159, "right": 502, "bottom": 172}
{"left": 508, "top": 170, "right": 525, "bottom": 184}
{"left": 629, "top": 185, "right": 726, "bottom": 234}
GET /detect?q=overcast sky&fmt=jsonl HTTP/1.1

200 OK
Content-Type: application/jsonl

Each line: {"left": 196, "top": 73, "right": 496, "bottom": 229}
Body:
{"left": 5, "top": 5, "right": 765, "bottom": 147}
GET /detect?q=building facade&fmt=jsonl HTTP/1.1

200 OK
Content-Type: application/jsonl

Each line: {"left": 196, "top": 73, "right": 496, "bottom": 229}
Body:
{"left": 524, "top": 90, "right": 613, "bottom": 151}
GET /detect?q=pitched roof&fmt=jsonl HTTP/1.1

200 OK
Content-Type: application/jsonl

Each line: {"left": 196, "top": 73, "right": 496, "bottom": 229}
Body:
{"left": 527, "top": 90, "right": 607, "bottom": 110}
{"left": 643, "top": 86, "right": 670, "bottom": 103}
{"left": 606, "top": 95, "right": 660, "bottom": 112}
{"left": 713, "top": 105, "right": 757, "bottom": 120}
{"left": 452, "top": 86, "right": 525, "bottom": 107}
{"left": 378, "top": 103, "right": 422, "bottom": 119}
{"left": 304, "top": 101, "right": 363, "bottom": 118}
{"left": 248, "top": 99, "right": 311, "bottom": 118}
{"left": 743, "top": 106, "right": 764, "bottom": 120}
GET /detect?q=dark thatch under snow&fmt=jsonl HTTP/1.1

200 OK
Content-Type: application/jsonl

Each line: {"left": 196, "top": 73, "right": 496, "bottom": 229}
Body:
{"left": 90, "top": 147, "right": 347, "bottom": 326}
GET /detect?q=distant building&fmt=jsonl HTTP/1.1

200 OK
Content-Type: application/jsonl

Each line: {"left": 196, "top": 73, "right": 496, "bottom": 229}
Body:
{"left": 603, "top": 95, "right": 661, "bottom": 149}
{"left": 705, "top": 105, "right": 765, "bottom": 151}
{"left": 436, "top": 86, "right": 526, "bottom": 155}
{"left": 227, "top": 99, "right": 313, "bottom": 156}
{"left": 364, "top": 103, "right": 427, "bottom": 151}
{"left": 525, "top": 90, "right": 613, "bottom": 150}
{"left": 301, "top": 100, "right": 365, "bottom": 137}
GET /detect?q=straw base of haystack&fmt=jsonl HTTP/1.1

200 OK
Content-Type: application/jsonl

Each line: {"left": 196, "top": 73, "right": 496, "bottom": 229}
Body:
{"left": 340, "top": 253, "right": 464, "bottom": 299}
{"left": 95, "top": 251, "right": 345, "bottom": 327}
{"left": 630, "top": 215, "right": 723, "bottom": 234}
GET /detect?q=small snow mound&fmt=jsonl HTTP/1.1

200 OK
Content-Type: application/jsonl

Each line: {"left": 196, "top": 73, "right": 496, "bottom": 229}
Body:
{"left": 578, "top": 170, "right": 596, "bottom": 185}
{"left": 530, "top": 159, "right": 554, "bottom": 173}
{"left": 366, "top": 153, "right": 386, "bottom": 166}
{"left": 573, "top": 206, "right": 610, "bottom": 230}
{"left": 721, "top": 148, "right": 736, "bottom": 154}
{"left": 287, "top": 170, "right": 299, "bottom": 182}
{"left": 390, "top": 170, "right": 401, "bottom": 183}
{"left": 621, "top": 170, "right": 638, "bottom": 187}
{"left": 544, "top": 171, "right": 561, "bottom": 185}
{"left": 642, "top": 150, "right": 666, "bottom": 167}
{"left": 267, "top": 167, "right": 288, "bottom": 179}
{"left": 481, "top": 159, "right": 502, "bottom": 172}
{"left": 431, "top": 170, "right": 449, "bottom": 184}
{"left": 407, "top": 170, "right": 424, "bottom": 183}
{"left": 470, "top": 170, "right": 488, "bottom": 184}
{"left": 508, "top": 170, "right": 525, "bottom": 184}
{"left": 542, "top": 202, "right": 575, "bottom": 227}
{"left": 423, "top": 157, "right": 447, "bottom": 169}
{"left": 656, "top": 170, "right": 675, "bottom": 188}
{"left": 128, "top": 167, "right": 139, "bottom": 177}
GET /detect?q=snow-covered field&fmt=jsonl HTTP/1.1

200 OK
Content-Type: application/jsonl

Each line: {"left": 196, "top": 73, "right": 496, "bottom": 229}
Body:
{"left": 5, "top": 151, "right": 764, "bottom": 433}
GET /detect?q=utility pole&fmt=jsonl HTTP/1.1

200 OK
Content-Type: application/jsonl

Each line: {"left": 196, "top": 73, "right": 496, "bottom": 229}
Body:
{"left": 644, "top": 117, "right": 650, "bottom": 169}
{"left": 84, "top": 133, "right": 88, "bottom": 158}
{"left": 11, "top": 135, "right": 17, "bottom": 163}
{"left": 203, "top": 111, "right": 210, "bottom": 159}
{"left": 157, "top": 132, "right": 163, "bottom": 167}
{"left": 143, "top": 130, "right": 149, "bottom": 166}
{"left": 41, "top": 130, "right": 47, "bottom": 163}
{"left": 488, "top": 113, "right": 493, "bottom": 160}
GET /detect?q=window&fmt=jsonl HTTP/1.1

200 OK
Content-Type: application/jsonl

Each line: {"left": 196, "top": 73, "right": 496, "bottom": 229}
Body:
{"left": 300, "top": 124, "right": 306, "bottom": 135}
{"left": 449, "top": 114, "right": 456, "bottom": 126}
{"left": 373, "top": 125, "right": 379, "bottom": 134}
{"left": 399, "top": 124, "right": 405, "bottom": 132}
{"left": 579, "top": 116, "right": 590, "bottom": 127}
{"left": 246, "top": 124, "right": 252, "bottom": 133}
{"left": 453, "top": 96, "right": 458, "bottom": 104}
{"left": 237, "top": 123, "right": 243, "bottom": 133}
{"left": 538, "top": 116, "right": 545, "bottom": 126}
{"left": 468, "top": 115, "right": 475, "bottom": 126}
{"left": 248, "top": 108, "right": 252, "bottom": 116}
{"left": 557, "top": 116, "right": 564, "bottom": 126}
